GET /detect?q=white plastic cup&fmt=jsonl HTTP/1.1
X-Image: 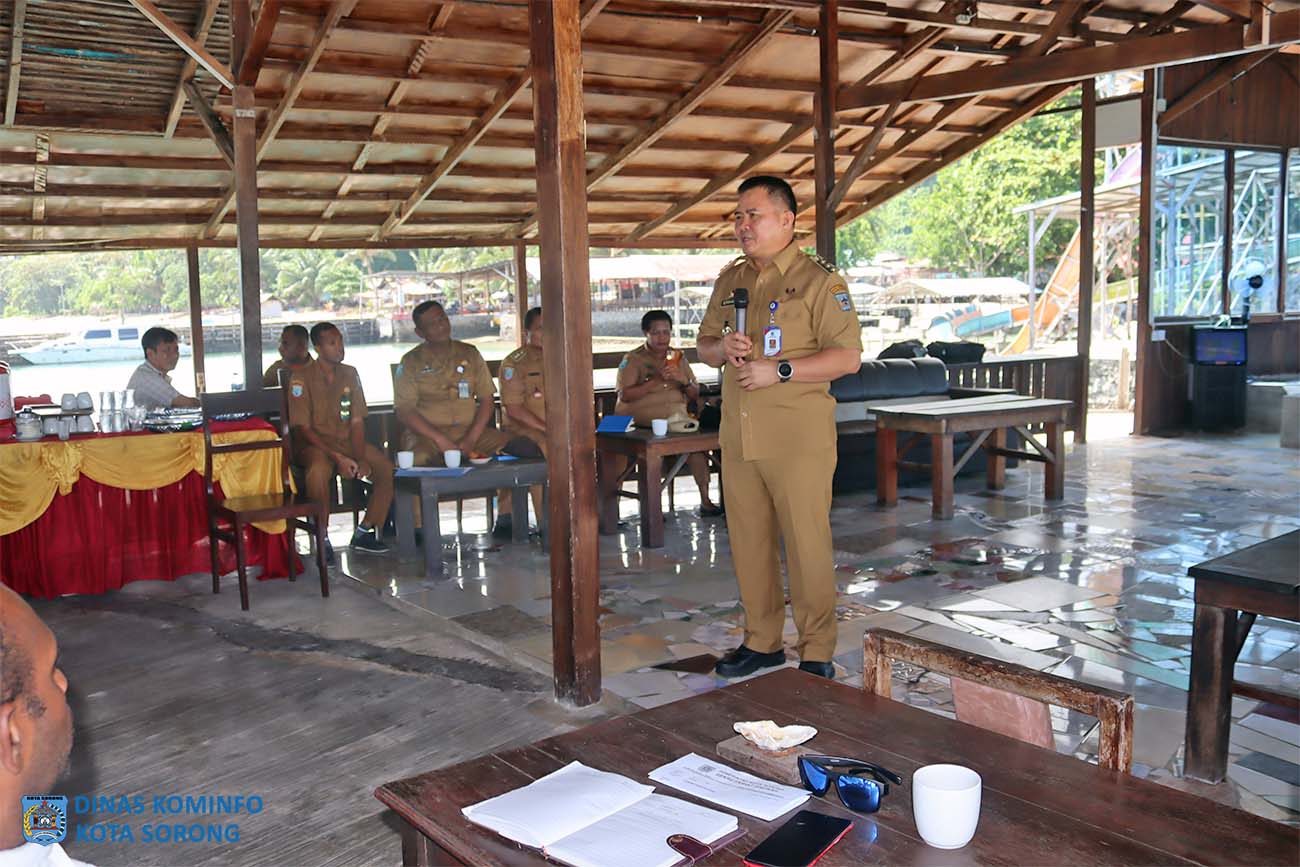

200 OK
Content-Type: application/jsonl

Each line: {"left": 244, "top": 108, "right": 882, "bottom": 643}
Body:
{"left": 397, "top": 450, "right": 415, "bottom": 469}
{"left": 912, "top": 764, "right": 982, "bottom": 850}
{"left": 651, "top": 418, "right": 669, "bottom": 437}
{"left": 443, "top": 449, "right": 462, "bottom": 468}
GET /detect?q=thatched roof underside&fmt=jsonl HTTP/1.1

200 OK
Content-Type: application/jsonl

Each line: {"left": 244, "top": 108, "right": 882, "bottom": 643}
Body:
{"left": 0, "top": 0, "right": 1274, "bottom": 253}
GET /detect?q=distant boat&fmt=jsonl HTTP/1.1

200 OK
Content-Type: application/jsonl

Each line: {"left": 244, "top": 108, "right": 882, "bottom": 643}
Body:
{"left": 17, "top": 327, "right": 193, "bottom": 364}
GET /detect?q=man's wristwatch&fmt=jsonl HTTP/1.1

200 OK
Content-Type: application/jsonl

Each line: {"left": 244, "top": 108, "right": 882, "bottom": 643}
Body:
{"left": 777, "top": 360, "right": 794, "bottom": 383}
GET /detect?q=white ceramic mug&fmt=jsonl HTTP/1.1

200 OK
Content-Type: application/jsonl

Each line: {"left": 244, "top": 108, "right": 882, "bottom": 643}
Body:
{"left": 76, "top": 415, "right": 95, "bottom": 434}
{"left": 912, "top": 764, "right": 981, "bottom": 849}
{"left": 60, "top": 393, "right": 78, "bottom": 411}
{"left": 443, "top": 449, "right": 462, "bottom": 468}
{"left": 396, "top": 450, "right": 415, "bottom": 469}
{"left": 651, "top": 418, "right": 669, "bottom": 437}
{"left": 76, "top": 391, "right": 94, "bottom": 410}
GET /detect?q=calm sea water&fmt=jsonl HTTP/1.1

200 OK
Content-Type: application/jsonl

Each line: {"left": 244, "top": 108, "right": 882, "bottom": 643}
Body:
{"left": 7, "top": 340, "right": 716, "bottom": 406}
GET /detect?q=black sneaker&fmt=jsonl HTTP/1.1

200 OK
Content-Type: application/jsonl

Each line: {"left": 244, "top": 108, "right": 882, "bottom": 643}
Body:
{"left": 714, "top": 645, "right": 786, "bottom": 678}
{"left": 492, "top": 515, "right": 513, "bottom": 541}
{"left": 350, "top": 527, "right": 389, "bottom": 553}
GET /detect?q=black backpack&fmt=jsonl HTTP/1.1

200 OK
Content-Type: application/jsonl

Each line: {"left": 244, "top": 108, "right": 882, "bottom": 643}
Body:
{"left": 877, "top": 339, "right": 927, "bottom": 360}
{"left": 926, "top": 341, "right": 986, "bottom": 365}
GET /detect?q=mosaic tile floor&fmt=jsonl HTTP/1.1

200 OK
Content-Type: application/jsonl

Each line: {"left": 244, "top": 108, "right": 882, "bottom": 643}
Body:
{"left": 337, "top": 412, "right": 1300, "bottom": 826}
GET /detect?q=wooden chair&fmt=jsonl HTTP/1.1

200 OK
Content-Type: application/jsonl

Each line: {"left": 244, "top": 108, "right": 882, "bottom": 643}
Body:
{"left": 863, "top": 628, "right": 1134, "bottom": 772}
{"left": 201, "top": 388, "right": 329, "bottom": 611}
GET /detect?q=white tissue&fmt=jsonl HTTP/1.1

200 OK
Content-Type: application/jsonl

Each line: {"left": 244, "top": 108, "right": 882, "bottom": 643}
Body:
{"left": 733, "top": 720, "right": 818, "bottom": 751}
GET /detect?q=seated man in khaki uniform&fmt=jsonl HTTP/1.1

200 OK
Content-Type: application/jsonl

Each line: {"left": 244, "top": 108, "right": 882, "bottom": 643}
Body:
{"left": 393, "top": 300, "right": 514, "bottom": 537}
{"left": 287, "top": 322, "right": 394, "bottom": 553}
{"left": 263, "top": 324, "right": 312, "bottom": 387}
{"left": 616, "top": 310, "right": 722, "bottom": 518}
{"left": 499, "top": 307, "right": 546, "bottom": 456}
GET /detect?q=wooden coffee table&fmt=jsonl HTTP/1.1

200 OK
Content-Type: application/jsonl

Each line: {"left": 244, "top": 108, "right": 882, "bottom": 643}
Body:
{"left": 596, "top": 428, "right": 720, "bottom": 548}
{"left": 392, "top": 459, "right": 548, "bottom": 578}
{"left": 871, "top": 394, "right": 1074, "bottom": 519}
{"left": 1185, "top": 531, "right": 1300, "bottom": 783}
{"left": 376, "top": 668, "right": 1297, "bottom": 866}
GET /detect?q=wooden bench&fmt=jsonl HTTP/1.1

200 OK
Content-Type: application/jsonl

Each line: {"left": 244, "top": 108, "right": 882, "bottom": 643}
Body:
{"left": 871, "top": 394, "right": 1073, "bottom": 519}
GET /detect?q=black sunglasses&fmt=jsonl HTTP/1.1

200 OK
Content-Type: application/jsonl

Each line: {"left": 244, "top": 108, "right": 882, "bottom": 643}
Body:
{"left": 797, "top": 755, "right": 903, "bottom": 814}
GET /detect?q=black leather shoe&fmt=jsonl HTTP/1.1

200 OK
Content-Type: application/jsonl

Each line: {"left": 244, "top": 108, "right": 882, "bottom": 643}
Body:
{"left": 698, "top": 503, "right": 725, "bottom": 518}
{"left": 798, "top": 661, "right": 834, "bottom": 679}
{"left": 714, "top": 646, "right": 786, "bottom": 678}
{"left": 492, "top": 515, "right": 513, "bottom": 540}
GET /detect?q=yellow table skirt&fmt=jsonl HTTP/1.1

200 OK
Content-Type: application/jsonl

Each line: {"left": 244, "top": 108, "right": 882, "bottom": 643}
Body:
{"left": 0, "top": 427, "right": 291, "bottom": 536}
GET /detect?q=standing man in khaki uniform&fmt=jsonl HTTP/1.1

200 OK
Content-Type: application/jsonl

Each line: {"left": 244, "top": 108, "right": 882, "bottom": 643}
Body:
{"left": 615, "top": 310, "right": 722, "bottom": 518}
{"left": 394, "top": 300, "right": 514, "bottom": 537}
{"left": 288, "top": 322, "right": 394, "bottom": 553}
{"left": 499, "top": 307, "right": 547, "bottom": 456}
{"left": 697, "top": 176, "right": 863, "bottom": 680}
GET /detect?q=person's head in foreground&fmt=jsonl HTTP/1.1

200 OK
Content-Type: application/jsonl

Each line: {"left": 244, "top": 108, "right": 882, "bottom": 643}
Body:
{"left": 141, "top": 327, "right": 181, "bottom": 374}
{"left": 734, "top": 175, "right": 797, "bottom": 265}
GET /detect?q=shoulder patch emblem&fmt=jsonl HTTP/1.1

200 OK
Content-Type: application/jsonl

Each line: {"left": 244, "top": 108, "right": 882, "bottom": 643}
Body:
{"left": 834, "top": 291, "right": 853, "bottom": 313}
{"left": 618, "top": 358, "right": 629, "bottom": 370}
{"left": 290, "top": 381, "right": 304, "bottom": 398}
{"left": 502, "top": 366, "right": 514, "bottom": 380}
{"left": 394, "top": 363, "right": 404, "bottom": 379}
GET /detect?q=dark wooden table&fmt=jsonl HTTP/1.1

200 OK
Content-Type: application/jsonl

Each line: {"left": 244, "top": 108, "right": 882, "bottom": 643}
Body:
{"left": 1185, "top": 530, "right": 1300, "bottom": 783}
{"left": 376, "top": 668, "right": 1296, "bottom": 866}
{"left": 596, "top": 428, "right": 720, "bottom": 548}
{"left": 393, "top": 459, "right": 548, "bottom": 578}
{"left": 872, "top": 394, "right": 1073, "bottom": 519}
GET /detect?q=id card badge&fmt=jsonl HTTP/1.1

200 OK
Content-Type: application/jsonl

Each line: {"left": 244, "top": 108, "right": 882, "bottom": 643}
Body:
{"left": 457, "top": 380, "right": 471, "bottom": 399}
{"left": 763, "top": 326, "right": 782, "bottom": 357}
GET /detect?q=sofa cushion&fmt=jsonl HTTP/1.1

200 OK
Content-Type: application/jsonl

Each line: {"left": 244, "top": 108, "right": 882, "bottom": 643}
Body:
{"left": 831, "top": 357, "right": 951, "bottom": 402}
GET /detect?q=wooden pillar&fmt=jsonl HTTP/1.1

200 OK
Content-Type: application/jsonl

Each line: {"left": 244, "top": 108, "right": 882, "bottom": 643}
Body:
{"left": 232, "top": 84, "right": 262, "bottom": 390}
{"left": 1076, "top": 79, "right": 1096, "bottom": 444}
{"left": 515, "top": 241, "right": 529, "bottom": 346}
{"left": 813, "top": 0, "right": 838, "bottom": 262}
{"left": 186, "top": 246, "right": 207, "bottom": 395}
{"left": 1133, "top": 70, "right": 1157, "bottom": 436}
{"left": 530, "top": 0, "right": 601, "bottom": 706}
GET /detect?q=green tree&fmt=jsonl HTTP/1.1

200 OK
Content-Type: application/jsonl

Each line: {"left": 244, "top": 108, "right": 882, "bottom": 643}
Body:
{"left": 0, "top": 254, "right": 88, "bottom": 315}
{"left": 268, "top": 249, "right": 364, "bottom": 307}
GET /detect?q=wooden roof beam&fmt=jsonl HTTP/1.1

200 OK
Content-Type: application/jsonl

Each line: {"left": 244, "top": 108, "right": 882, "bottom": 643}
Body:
{"left": 517, "top": 7, "right": 794, "bottom": 239}
{"left": 375, "top": 0, "right": 611, "bottom": 240}
{"left": 202, "top": 0, "right": 357, "bottom": 239}
{"left": 4, "top": 0, "right": 28, "bottom": 126}
{"left": 238, "top": 0, "right": 283, "bottom": 86}
{"left": 182, "top": 80, "right": 235, "bottom": 168}
{"left": 30, "top": 132, "right": 47, "bottom": 241}
{"left": 1160, "top": 47, "right": 1281, "bottom": 126}
{"left": 838, "top": 11, "right": 1300, "bottom": 110}
{"left": 126, "top": 0, "right": 235, "bottom": 90}
{"left": 162, "top": 0, "right": 224, "bottom": 138}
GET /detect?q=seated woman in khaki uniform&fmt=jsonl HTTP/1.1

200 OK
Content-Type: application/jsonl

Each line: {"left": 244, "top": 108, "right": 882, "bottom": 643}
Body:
{"left": 615, "top": 310, "right": 722, "bottom": 518}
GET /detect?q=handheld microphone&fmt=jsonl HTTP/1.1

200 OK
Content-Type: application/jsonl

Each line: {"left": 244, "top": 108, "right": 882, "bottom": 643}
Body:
{"left": 732, "top": 287, "right": 749, "bottom": 336}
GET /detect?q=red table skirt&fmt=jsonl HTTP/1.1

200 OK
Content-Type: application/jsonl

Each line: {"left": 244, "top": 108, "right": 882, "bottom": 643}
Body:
{"left": 0, "top": 471, "right": 291, "bottom": 598}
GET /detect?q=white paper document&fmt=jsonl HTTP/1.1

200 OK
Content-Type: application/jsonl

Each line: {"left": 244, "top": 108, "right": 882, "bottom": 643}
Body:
{"left": 648, "top": 753, "right": 809, "bottom": 821}
{"left": 461, "top": 761, "right": 652, "bottom": 848}
{"left": 546, "top": 793, "right": 738, "bottom": 867}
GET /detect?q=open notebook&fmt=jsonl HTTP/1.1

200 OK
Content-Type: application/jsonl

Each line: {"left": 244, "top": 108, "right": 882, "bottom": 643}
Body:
{"left": 462, "top": 761, "right": 739, "bottom": 867}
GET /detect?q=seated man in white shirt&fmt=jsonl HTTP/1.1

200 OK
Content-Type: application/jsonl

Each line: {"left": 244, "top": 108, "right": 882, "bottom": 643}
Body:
{"left": 125, "top": 327, "right": 200, "bottom": 411}
{"left": 0, "top": 585, "right": 92, "bottom": 867}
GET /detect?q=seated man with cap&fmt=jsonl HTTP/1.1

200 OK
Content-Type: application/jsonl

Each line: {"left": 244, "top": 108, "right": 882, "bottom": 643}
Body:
{"left": 287, "top": 322, "right": 394, "bottom": 553}
{"left": 126, "top": 326, "right": 200, "bottom": 411}
{"left": 615, "top": 310, "right": 722, "bottom": 518}
{"left": 393, "top": 301, "right": 515, "bottom": 537}
{"left": 263, "top": 324, "right": 313, "bottom": 387}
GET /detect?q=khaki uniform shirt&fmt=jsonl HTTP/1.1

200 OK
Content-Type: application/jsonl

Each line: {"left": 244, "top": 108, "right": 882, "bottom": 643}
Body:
{"left": 263, "top": 357, "right": 311, "bottom": 388}
{"left": 698, "top": 241, "right": 862, "bottom": 461}
{"left": 499, "top": 344, "right": 546, "bottom": 433}
{"left": 286, "top": 360, "right": 368, "bottom": 452}
{"left": 393, "top": 340, "right": 495, "bottom": 436}
{"left": 615, "top": 343, "right": 697, "bottom": 424}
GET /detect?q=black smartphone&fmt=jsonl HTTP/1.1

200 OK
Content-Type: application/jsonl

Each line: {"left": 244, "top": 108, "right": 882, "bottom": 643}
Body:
{"left": 742, "top": 810, "right": 854, "bottom": 867}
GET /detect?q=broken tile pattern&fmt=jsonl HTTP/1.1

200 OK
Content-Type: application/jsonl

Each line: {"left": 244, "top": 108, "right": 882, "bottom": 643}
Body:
{"left": 337, "top": 421, "right": 1300, "bottom": 826}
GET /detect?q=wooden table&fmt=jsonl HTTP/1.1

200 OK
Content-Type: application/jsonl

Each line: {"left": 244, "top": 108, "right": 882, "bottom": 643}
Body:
{"left": 596, "top": 428, "right": 720, "bottom": 548}
{"left": 393, "top": 459, "right": 548, "bottom": 578}
{"left": 872, "top": 394, "right": 1073, "bottom": 519}
{"left": 376, "top": 668, "right": 1296, "bottom": 866}
{"left": 1185, "top": 531, "right": 1300, "bottom": 783}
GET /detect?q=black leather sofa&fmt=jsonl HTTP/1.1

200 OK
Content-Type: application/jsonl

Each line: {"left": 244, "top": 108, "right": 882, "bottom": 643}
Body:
{"left": 829, "top": 357, "right": 1014, "bottom": 493}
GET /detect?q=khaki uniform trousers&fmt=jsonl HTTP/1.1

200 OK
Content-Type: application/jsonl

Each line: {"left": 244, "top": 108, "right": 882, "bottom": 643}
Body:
{"left": 300, "top": 443, "right": 395, "bottom": 527}
{"left": 722, "top": 449, "right": 837, "bottom": 663}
